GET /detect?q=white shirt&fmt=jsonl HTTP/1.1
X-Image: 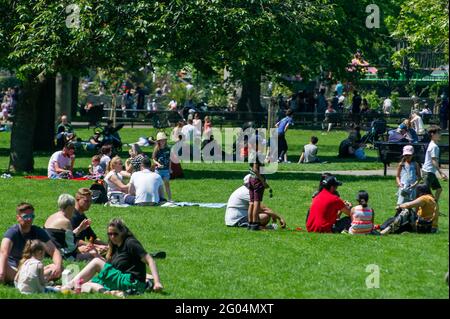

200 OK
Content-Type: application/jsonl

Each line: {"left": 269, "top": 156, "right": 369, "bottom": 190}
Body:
{"left": 411, "top": 115, "right": 425, "bottom": 134}
{"left": 100, "top": 155, "right": 111, "bottom": 171}
{"left": 422, "top": 140, "right": 440, "bottom": 173}
{"left": 181, "top": 124, "right": 195, "bottom": 141}
{"left": 383, "top": 98, "right": 392, "bottom": 113}
{"left": 225, "top": 186, "right": 250, "bottom": 226}
{"left": 129, "top": 169, "right": 163, "bottom": 204}
{"left": 104, "top": 171, "right": 124, "bottom": 195}
{"left": 14, "top": 257, "right": 46, "bottom": 294}
{"left": 303, "top": 144, "right": 318, "bottom": 163}
{"left": 47, "top": 151, "right": 72, "bottom": 177}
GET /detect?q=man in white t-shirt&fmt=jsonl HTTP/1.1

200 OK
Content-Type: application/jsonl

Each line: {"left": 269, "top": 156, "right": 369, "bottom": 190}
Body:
{"left": 129, "top": 158, "right": 165, "bottom": 206}
{"left": 47, "top": 143, "right": 76, "bottom": 178}
{"left": 181, "top": 118, "right": 195, "bottom": 141}
{"left": 225, "top": 175, "right": 286, "bottom": 228}
{"left": 421, "top": 126, "right": 448, "bottom": 232}
{"left": 383, "top": 97, "right": 393, "bottom": 114}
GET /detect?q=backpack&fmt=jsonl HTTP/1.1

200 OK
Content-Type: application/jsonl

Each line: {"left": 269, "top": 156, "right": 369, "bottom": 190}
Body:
{"left": 90, "top": 182, "right": 108, "bottom": 204}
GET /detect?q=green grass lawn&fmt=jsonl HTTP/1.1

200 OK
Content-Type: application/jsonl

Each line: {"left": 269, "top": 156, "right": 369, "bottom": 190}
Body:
{"left": 0, "top": 127, "right": 448, "bottom": 298}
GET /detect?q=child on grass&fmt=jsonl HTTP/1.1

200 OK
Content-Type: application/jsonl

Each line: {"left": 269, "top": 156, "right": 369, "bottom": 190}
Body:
{"left": 299, "top": 136, "right": 320, "bottom": 163}
{"left": 153, "top": 132, "right": 172, "bottom": 201}
{"left": 14, "top": 240, "right": 58, "bottom": 294}
{"left": 88, "top": 155, "right": 104, "bottom": 178}
{"left": 349, "top": 191, "right": 375, "bottom": 235}
{"left": 421, "top": 125, "right": 448, "bottom": 233}
{"left": 396, "top": 145, "right": 421, "bottom": 204}
{"left": 247, "top": 133, "right": 271, "bottom": 231}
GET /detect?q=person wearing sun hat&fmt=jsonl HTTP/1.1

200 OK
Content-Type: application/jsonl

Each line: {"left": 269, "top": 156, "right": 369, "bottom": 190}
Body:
{"left": 152, "top": 132, "right": 173, "bottom": 201}
{"left": 306, "top": 176, "right": 352, "bottom": 233}
{"left": 396, "top": 145, "right": 421, "bottom": 205}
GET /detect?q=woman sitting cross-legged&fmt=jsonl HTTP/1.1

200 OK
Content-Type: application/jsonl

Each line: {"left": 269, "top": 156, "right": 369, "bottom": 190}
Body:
{"left": 63, "top": 218, "right": 163, "bottom": 296}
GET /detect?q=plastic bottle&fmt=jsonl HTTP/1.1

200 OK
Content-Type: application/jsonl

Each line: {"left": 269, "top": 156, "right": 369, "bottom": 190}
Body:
{"left": 61, "top": 268, "right": 73, "bottom": 286}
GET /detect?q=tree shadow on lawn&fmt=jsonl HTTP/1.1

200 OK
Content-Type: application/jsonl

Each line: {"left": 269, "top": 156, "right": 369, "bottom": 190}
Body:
{"left": 181, "top": 169, "right": 391, "bottom": 182}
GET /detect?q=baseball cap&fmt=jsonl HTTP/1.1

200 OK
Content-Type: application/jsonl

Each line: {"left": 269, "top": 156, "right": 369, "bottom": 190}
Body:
{"left": 399, "top": 123, "right": 407, "bottom": 130}
{"left": 321, "top": 176, "right": 343, "bottom": 187}
{"left": 402, "top": 145, "right": 414, "bottom": 156}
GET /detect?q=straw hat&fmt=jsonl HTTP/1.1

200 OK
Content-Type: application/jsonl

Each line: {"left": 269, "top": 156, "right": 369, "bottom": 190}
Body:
{"left": 156, "top": 132, "right": 168, "bottom": 141}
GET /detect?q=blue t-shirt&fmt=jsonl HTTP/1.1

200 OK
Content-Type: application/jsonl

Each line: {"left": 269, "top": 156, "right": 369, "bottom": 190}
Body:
{"left": 3, "top": 224, "right": 51, "bottom": 267}
{"left": 336, "top": 83, "right": 344, "bottom": 96}
{"left": 277, "top": 116, "right": 294, "bottom": 135}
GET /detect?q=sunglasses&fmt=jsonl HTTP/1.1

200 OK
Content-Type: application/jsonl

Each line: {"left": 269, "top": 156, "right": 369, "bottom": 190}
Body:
{"left": 20, "top": 213, "right": 35, "bottom": 221}
{"left": 107, "top": 232, "right": 119, "bottom": 237}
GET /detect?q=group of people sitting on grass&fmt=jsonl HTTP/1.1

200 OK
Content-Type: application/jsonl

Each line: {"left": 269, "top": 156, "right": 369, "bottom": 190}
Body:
{"left": 47, "top": 131, "right": 176, "bottom": 205}
{"left": 0, "top": 189, "right": 163, "bottom": 296}
{"left": 225, "top": 125, "right": 447, "bottom": 234}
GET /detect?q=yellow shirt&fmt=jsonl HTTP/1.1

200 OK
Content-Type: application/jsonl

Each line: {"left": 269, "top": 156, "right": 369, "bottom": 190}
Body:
{"left": 417, "top": 195, "right": 436, "bottom": 221}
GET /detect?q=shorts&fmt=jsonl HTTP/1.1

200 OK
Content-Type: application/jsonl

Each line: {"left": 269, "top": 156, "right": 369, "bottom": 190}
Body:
{"left": 248, "top": 177, "right": 265, "bottom": 202}
{"left": 225, "top": 208, "right": 249, "bottom": 227}
{"left": 91, "top": 263, "right": 146, "bottom": 294}
{"left": 156, "top": 169, "right": 170, "bottom": 181}
{"left": 422, "top": 171, "right": 441, "bottom": 190}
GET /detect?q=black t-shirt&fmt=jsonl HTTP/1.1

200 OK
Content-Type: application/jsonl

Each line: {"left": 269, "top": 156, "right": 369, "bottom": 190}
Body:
{"left": 3, "top": 224, "right": 51, "bottom": 267}
{"left": 70, "top": 210, "right": 97, "bottom": 242}
{"left": 110, "top": 237, "right": 148, "bottom": 282}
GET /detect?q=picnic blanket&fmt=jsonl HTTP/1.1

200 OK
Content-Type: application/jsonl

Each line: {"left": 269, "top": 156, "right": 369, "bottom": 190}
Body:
{"left": 25, "top": 176, "right": 90, "bottom": 181}
{"left": 160, "top": 202, "right": 226, "bottom": 208}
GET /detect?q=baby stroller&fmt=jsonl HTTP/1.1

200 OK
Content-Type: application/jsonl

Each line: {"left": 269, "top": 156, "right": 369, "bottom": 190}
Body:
{"left": 360, "top": 118, "right": 387, "bottom": 146}
{"left": 94, "top": 123, "right": 124, "bottom": 153}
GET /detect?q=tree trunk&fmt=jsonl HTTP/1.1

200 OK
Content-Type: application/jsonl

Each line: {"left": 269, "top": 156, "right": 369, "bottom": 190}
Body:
{"left": 33, "top": 76, "right": 56, "bottom": 151}
{"left": 9, "top": 77, "right": 44, "bottom": 172}
{"left": 71, "top": 76, "right": 79, "bottom": 119}
{"left": 237, "top": 65, "right": 263, "bottom": 121}
{"left": 55, "top": 72, "right": 73, "bottom": 122}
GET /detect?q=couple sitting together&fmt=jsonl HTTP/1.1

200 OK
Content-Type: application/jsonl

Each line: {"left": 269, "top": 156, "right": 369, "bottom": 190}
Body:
{"left": 104, "top": 156, "right": 167, "bottom": 206}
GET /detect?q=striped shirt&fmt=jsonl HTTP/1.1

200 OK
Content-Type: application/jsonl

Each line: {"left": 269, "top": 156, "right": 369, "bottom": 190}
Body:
{"left": 349, "top": 206, "right": 374, "bottom": 234}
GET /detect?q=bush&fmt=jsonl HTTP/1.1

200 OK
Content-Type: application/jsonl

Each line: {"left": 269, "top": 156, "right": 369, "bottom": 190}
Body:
{"left": 363, "top": 90, "right": 382, "bottom": 111}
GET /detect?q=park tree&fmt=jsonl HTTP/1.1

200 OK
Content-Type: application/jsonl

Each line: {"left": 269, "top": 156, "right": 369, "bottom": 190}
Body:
{"left": 0, "top": 0, "right": 156, "bottom": 172}
{"left": 150, "top": 0, "right": 399, "bottom": 114}
{"left": 387, "top": 0, "right": 449, "bottom": 69}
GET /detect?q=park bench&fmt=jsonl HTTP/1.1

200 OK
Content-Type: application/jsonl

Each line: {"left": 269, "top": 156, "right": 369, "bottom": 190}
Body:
{"left": 374, "top": 141, "right": 449, "bottom": 176}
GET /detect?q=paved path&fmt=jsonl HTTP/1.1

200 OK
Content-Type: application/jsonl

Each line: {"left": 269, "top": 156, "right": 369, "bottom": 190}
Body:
{"left": 298, "top": 168, "right": 449, "bottom": 177}
{"left": 272, "top": 168, "right": 449, "bottom": 177}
